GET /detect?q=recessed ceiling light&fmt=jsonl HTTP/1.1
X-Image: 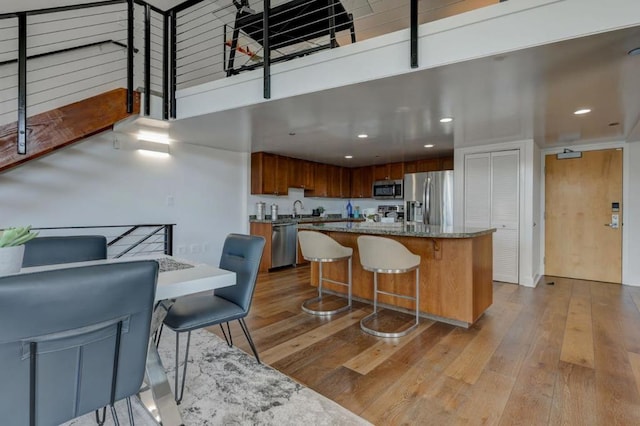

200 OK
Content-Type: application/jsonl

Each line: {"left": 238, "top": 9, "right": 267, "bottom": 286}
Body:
{"left": 345, "top": 155, "right": 353, "bottom": 159}
{"left": 357, "top": 134, "right": 368, "bottom": 139}
{"left": 424, "top": 144, "right": 434, "bottom": 148}
{"left": 439, "top": 117, "right": 453, "bottom": 123}
{"left": 628, "top": 47, "right": 640, "bottom": 56}
{"left": 574, "top": 108, "right": 591, "bottom": 115}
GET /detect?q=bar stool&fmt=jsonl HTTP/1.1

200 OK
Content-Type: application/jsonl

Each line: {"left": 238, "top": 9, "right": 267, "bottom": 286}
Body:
{"left": 298, "top": 231, "right": 353, "bottom": 316}
{"left": 357, "top": 235, "right": 421, "bottom": 338}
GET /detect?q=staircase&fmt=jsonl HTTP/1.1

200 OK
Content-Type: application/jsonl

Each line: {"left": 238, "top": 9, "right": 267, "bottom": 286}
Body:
{"left": 0, "top": 88, "right": 139, "bottom": 173}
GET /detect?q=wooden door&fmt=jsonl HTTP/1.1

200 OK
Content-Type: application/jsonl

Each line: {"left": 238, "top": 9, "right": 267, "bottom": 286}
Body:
{"left": 545, "top": 148, "right": 622, "bottom": 283}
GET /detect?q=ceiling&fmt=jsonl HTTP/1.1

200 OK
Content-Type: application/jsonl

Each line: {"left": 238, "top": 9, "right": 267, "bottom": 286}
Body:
{"left": 171, "top": 24, "right": 640, "bottom": 167}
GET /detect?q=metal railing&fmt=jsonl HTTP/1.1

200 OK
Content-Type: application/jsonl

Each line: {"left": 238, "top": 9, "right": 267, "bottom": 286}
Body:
{"left": 29, "top": 224, "right": 175, "bottom": 259}
{"left": 171, "top": 0, "right": 506, "bottom": 93}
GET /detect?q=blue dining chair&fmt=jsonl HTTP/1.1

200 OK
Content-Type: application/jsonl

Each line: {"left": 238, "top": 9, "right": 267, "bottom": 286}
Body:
{"left": 160, "top": 233, "right": 265, "bottom": 404}
{"left": 0, "top": 260, "right": 158, "bottom": 426}
{"left": 22, "top": 235, "right": 107, "bottom": 267}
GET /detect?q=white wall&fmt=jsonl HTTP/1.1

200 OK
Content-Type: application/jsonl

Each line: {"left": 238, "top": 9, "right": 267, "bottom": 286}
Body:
{"left": 625, "top": 142, "right": 640, "bottom": 285}
{"left": 0, "top": 131, "right": 248, "bottom": 265}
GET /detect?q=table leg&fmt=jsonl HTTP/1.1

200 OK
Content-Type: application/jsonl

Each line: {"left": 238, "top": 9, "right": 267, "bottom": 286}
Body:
{"left": 138, "top": 300, "right": 184, "bottom": 426}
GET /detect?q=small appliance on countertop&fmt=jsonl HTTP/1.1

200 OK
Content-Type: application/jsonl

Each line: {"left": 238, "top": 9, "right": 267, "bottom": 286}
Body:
{"left": 256, "top": 202, "right": 266, "bottom": 220}
{"left": 377, "top": 205, "right": 404, "bottom": 222}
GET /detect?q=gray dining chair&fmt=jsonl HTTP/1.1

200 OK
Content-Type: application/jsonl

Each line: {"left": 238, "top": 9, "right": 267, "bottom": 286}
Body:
{"left": 0, "top": 260, "right": 158, "bottom": 426}
{"left": 160, "top": 233, "right": 265, "bottom": 404}
{"left": 22, "top": 235, "right": 107, "bottom": 267}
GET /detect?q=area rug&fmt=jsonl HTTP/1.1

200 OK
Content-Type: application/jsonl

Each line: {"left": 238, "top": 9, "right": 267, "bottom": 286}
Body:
{"left": 66, "top": 329, "right": 370, "bottom": 425}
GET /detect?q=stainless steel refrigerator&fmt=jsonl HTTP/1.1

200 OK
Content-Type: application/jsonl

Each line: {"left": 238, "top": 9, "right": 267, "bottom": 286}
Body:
{"left": 404, "top": 171, "right": 454, "bottom": 226}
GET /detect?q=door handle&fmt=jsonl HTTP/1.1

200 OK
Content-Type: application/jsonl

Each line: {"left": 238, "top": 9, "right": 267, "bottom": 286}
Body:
{"left": 605, "top": 214, "right": 620, "bottom": 229}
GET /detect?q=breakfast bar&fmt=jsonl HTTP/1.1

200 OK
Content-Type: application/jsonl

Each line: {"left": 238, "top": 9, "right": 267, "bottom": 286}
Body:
{"left": 296, "top": 222, "right": 495, "bottom": 327}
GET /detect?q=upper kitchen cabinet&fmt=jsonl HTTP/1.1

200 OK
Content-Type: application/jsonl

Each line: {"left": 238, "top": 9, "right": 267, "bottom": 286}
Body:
{"left": 441, "top": 157, "right": 454, "bottom": 170}
{"left": 327, "top": 165, "right": 351, "bottom": 198}
{"left": 251, "top": 152, "right": 289, "bottom": 195}
{"left": 288, "top": 158, "right": 315, "bottom": 190}
{"left": 373, "top": 162, "right": 404, "bottom": 181}
{"left": 351, "top": 166, "right": 373, "bottom": 198}
{"left": 308, "top": 163, "right": 329, "bottom": 197}
{"left": 404, "top": 156, "right": 454, "bottom": 173}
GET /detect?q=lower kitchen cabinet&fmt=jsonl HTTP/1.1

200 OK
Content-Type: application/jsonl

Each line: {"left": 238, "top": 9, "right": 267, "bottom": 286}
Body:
{"left": 250, "top": 222, "right": 273, "bottom": 272}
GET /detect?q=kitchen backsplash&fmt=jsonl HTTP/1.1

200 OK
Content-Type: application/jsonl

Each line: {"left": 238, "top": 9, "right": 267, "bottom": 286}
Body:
{"left": 248, "top": 187, "right": 380, "bottom": 218}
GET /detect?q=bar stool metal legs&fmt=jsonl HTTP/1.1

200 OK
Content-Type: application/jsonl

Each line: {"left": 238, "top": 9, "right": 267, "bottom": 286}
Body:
{"left": 359, "top": 267, "right": 420, "bottom": 338}
{"left": 302, "top": 257, "right": 352, "bottom": 316}
{"left": 357, "top": 235, "right": 422, "bottom": 338}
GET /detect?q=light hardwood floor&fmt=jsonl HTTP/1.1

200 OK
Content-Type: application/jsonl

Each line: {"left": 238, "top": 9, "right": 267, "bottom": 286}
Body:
{"left": 208, "top": 265, "right": 640, "bottom": 425}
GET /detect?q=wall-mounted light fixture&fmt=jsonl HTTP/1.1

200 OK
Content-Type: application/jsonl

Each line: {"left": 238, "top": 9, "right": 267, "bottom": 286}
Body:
{"left": 136, "top": 130, "right": 170, "bottom": 157}
{"left": 137, "top": 130, "right": 171, "bottom": 157}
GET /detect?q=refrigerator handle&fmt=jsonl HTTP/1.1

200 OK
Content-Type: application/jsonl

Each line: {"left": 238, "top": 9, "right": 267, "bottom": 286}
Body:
{"left": 424, "top": 176, "right": 431, "bottom": 225}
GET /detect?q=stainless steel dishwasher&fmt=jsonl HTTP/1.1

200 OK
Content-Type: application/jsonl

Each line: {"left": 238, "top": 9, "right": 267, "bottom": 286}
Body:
{"left": 271, "top": 222, "right": 297, "bottom": 268}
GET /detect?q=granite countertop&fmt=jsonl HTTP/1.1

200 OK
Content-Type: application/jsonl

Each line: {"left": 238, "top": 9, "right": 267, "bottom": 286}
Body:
{"left": 296, "top": 221, "right": 496, "bottom": 238}
{"left": 249, "top": 214, "right": 364, "bottom": 224}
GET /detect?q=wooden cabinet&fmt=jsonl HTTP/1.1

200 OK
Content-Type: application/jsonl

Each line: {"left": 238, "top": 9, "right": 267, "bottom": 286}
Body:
{"left": 250, "top": 152, "right": 453, "bottom": 198}
{"left": 373, "top": 162, "right": 404, "bottom": 180}
{"left": 404, "top": 156, "right": 454, "bottom": 173}
{"left": 308, "top": 163, "right": 329, "bottom": 197}
{"left": 251, "top": 152, "right": 288, "bottom": 195}
{"left": 441, "top": 156, "right": 454, "bottom": 170}
{"left": 350, "top": 166, "right": 373, "bottom": 198}
{"left": 339, "top": 167, "right": 351, "bottom": 198}
{"left": 249, "top": 222, "right": 273, "bottom": 272}
{"left": 288, "top": 159, "right": 315, "bottom": 190}
{"left": 328, "top": 165, "right": 341, "bottom": 198}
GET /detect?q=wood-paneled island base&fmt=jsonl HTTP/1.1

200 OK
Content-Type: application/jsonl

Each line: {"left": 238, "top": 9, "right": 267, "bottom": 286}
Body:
{"left": 296, "top": 222, "right": 495, "bottom": 327}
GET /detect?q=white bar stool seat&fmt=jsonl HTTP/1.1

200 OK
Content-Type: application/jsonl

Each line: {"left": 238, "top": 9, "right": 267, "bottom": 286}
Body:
{"left": 357, "top": 235, "right": 421, "bottom": 338}
{"left": 298, "top": 231, "right": 353, "bottom": 316}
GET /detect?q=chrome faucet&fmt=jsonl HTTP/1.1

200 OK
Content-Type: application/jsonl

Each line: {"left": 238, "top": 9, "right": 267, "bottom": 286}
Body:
{"left": 293, "top": 199, "right": 304, "bottom": 218}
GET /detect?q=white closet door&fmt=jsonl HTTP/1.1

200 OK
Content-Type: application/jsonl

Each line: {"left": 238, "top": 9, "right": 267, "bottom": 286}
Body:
{"left": 491, "top": 150, "right": 519, "bottom": 283}
{"left": 464, "top": 150, "right": 520, "bottom": 284}
{"left": 464, "top": 153, "right": 491, "bottom": 228}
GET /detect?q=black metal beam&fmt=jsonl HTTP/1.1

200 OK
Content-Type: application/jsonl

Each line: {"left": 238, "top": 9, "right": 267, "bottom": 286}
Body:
{"left": 329, "top": 0, "right": 337, "bottom": 48}
{"left": 163, "top": 13, "right": 170, "bottom": 120}
{"left": 17, "top": 13, "right": 27, "bottom": 155}
{"left": 171, "top": 0, "right": 207, "bottom": 14}
{"left": 144, "top": 4, "right": 151, "bottom": 116}
{"left": 0, "top": 0, "right": 168, "bottom": 20}
{"left": 410, "top": 0, "right": 418, "bottom": 68}
{"left": 170, "top": 10, "right": 177, "bottom": 118}
{"left": 0, "top": 0, "right": 124, "bottom": 19}
{"left": 0, "top": 40, "right": 136, "bottom": 67}
{"left": 134, "top": 0, "right": 164, "bottom": 15}
{"left": 263, "top": 0, "right": 271, "bottom": 99}
{"left": 127, "top": 0, "right": 134, "bottom": 113}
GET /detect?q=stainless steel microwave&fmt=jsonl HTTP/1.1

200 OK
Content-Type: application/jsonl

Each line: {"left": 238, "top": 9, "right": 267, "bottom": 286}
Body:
{"left": 372, "top": 179, "right": 403, "bottom": 199}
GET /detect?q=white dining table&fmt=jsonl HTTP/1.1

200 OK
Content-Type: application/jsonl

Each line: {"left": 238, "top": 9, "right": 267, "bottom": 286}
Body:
{"left": 19, "top": 254, "right": 236, "bottom": 426}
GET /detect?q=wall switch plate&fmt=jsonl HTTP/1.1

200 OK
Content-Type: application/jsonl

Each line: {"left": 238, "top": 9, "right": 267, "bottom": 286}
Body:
{"left": 167, "top": 195, "right": 174, "bottom": 206}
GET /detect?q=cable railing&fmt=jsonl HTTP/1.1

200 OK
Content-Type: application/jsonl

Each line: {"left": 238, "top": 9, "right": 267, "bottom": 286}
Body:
{"left": 29, "top": 224, "right": 175, "bottom": 259}
{"left": 173, "top": 0, "right": 504, "bottom": 91}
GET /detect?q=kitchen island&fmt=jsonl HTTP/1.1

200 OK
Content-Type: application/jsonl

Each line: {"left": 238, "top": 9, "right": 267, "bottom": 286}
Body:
{"left": 296, "top": 221, "right": 495, "bottom": 327}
